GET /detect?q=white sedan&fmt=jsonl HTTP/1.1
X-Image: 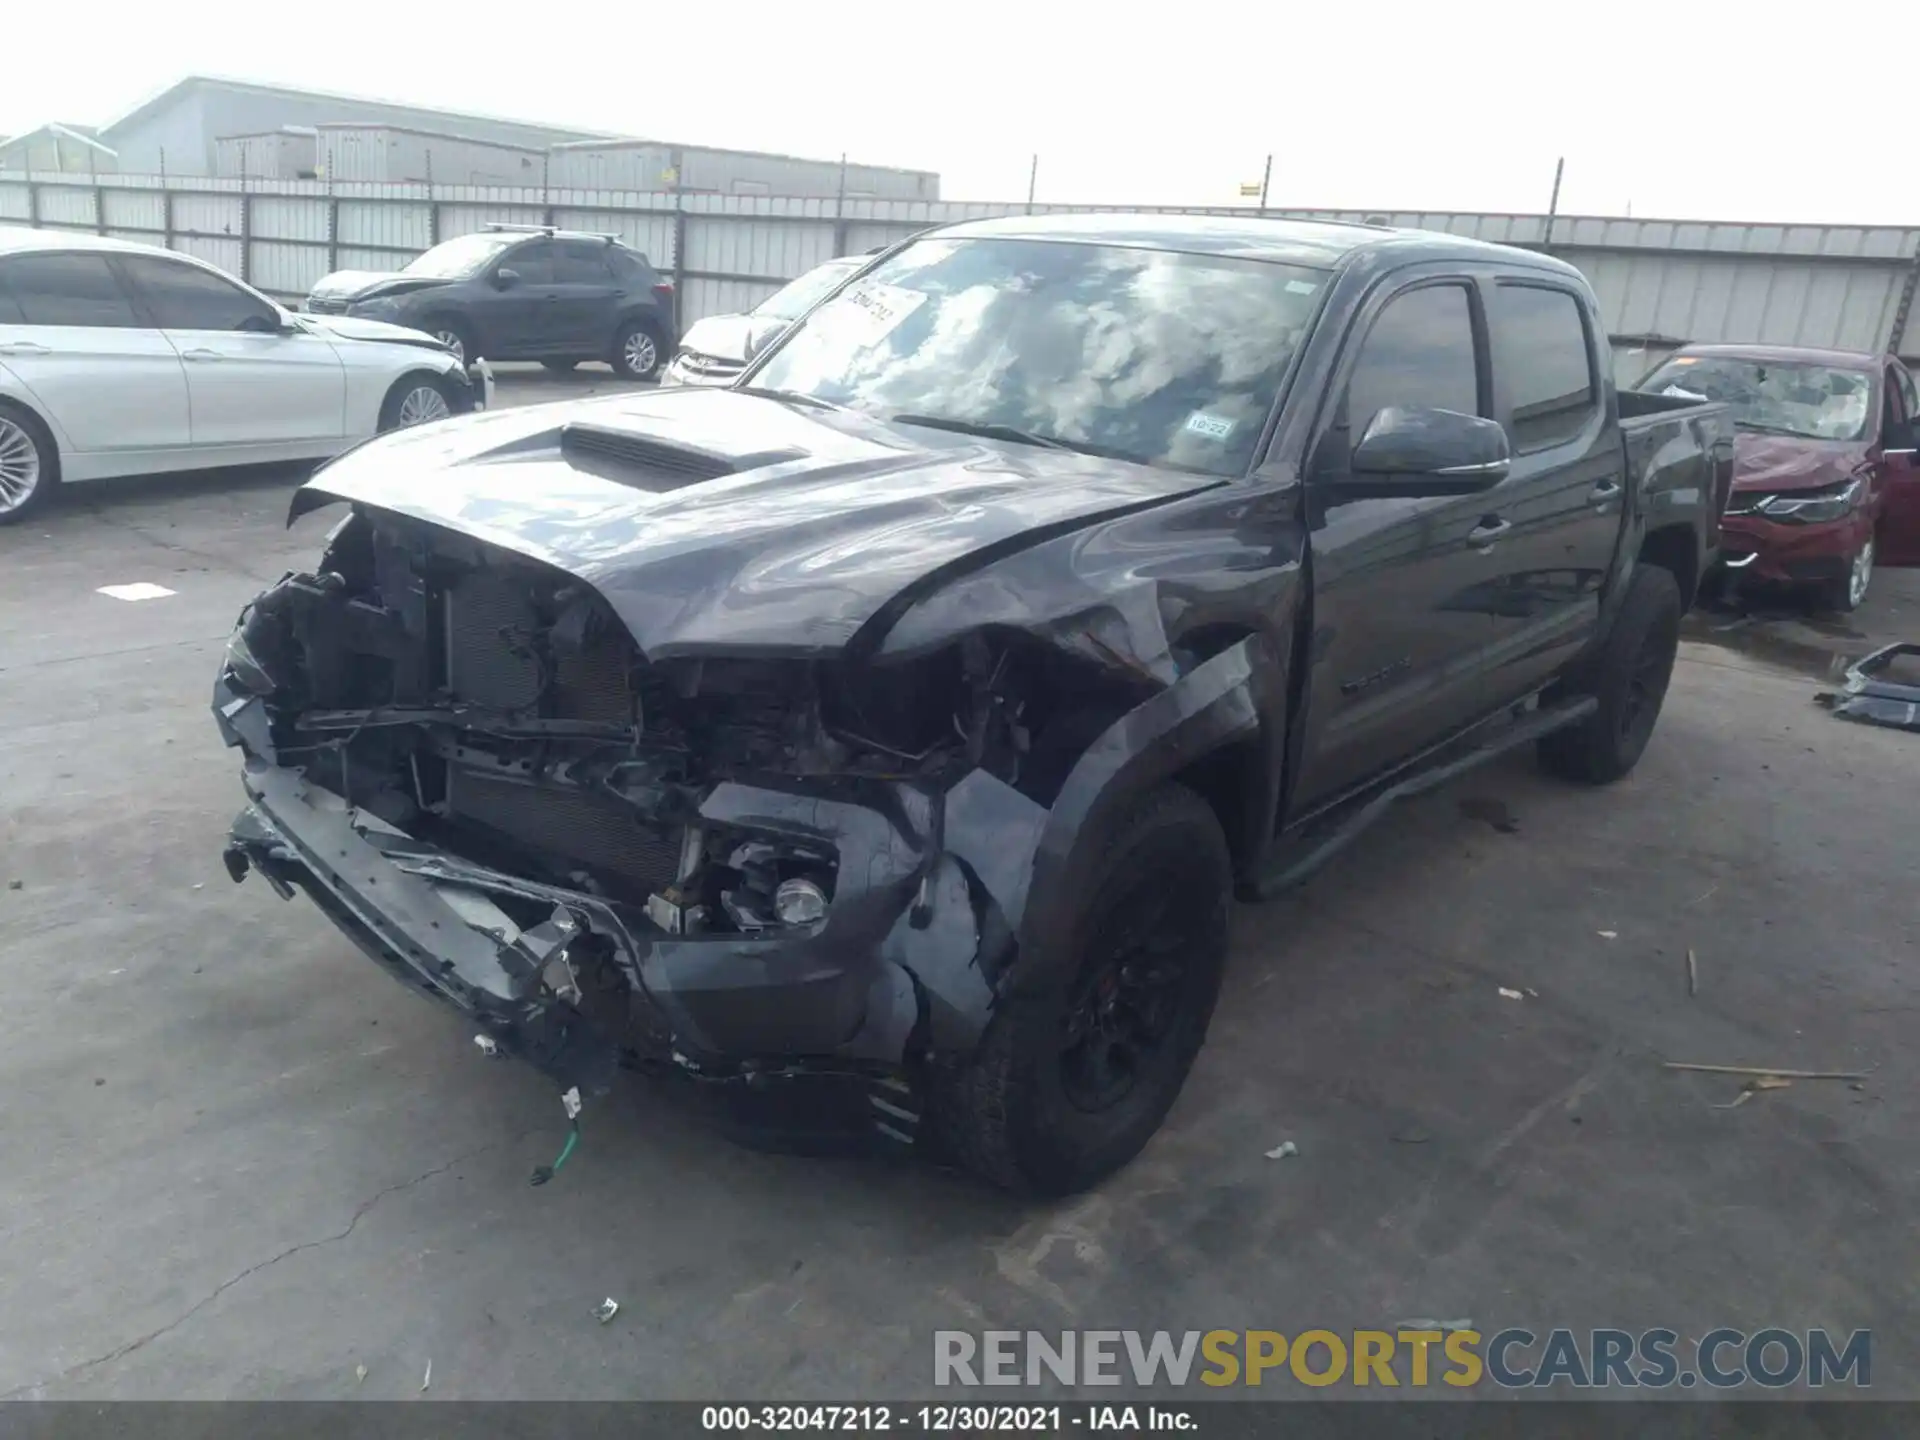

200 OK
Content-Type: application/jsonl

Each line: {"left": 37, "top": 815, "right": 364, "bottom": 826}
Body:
{"left": 0, "top": 226, "right": 488, "bottom": 524}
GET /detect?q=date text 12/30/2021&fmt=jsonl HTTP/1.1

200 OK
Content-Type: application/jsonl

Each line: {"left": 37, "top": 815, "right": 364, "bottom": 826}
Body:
{"left": 702, "top": 1405, "right": 1198, "bottom": 1431}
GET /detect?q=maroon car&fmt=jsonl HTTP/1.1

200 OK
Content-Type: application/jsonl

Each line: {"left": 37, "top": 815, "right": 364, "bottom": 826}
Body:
{"left": 1636, "top": 345, "right": 1920, "bottom": 611}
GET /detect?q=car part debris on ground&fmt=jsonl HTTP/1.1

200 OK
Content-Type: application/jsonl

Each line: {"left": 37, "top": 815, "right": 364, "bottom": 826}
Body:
{"left": 1687, "top": 948, "right": 1699, "bottom": 996}
{"left": 1265, "top": 1141, "right": 1299, "bottom": 1160}
{"left": 595, "top": 1298, "right": 620, "bottom": 1324}
{"left": 1663, "top": 1062, "right": 1868, "bottom": 1080}
{"left": 420, "top": 1359, "right": 431, "bottom": 1393}
{"left": 1815, "top": 642, "right": 1920, "bottom": 732}
{"left": 1714, "top": 1075, "right": 1794, "bottom": 1109}
{"left": 1498, "top": 987, "right": 1525, "bottom": 1000}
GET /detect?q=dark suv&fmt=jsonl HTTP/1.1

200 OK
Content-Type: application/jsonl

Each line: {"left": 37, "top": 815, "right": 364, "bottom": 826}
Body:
{"left": 304, "top": 225, "right": 677, "bottom": 380}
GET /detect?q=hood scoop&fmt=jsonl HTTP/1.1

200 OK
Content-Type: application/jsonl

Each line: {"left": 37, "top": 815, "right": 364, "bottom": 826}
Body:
{"left": 559, "top": 423, "right": 804, "bottom": 491}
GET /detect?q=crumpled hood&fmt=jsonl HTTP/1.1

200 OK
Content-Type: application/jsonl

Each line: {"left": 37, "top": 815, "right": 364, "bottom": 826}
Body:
{"left": 1732, "top": 432, "right": 1871, "bottom": 494}
{"left": 301, "top": 312, "right": 453, "bottom": 354}
{"left": 307, "top": 270, "right": 448, "bottom": 304}
{"left": 293, "top": 387, "right": 1222, "bottom": 659}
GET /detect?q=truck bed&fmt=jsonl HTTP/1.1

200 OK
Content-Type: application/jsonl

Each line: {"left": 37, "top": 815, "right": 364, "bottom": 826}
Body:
{"left": 1618, "top": 387, "right": 1738, "bottom": 567}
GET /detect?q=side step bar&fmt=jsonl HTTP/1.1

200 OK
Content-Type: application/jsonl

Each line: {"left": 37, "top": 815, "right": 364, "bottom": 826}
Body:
{"left": 1245, "top": 695, "right": 1598, "bottom": 900}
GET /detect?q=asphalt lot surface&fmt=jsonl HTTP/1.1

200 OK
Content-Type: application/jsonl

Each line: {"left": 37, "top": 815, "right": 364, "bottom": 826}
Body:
{"left": 3, "top": 371, "right": 1917, "bottom": 1400}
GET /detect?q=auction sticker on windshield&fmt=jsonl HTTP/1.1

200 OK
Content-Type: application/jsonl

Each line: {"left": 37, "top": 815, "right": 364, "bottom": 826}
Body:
{"left": 818, "top": 283, "right": 928, "bottom": 347}
{"left": 1183, "top": 411, "right": 1237, "bottom": 441}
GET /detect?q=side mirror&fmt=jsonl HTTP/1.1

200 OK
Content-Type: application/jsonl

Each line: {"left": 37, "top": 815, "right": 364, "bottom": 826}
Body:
{"left": 493, "top": 267, "right": 521, "bottom": 290}
{"left": 1345, "top": 406, "right": 1511, "bottom": 495}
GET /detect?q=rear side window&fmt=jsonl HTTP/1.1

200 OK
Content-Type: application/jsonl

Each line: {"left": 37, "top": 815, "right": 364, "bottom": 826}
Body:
{"left": 0, "top": 252, "right": 138, "bottom": 328}
{"left": 1346, "top": 283, "right": 1481, "bottom": 432}
{"left": 1492, "top": 284, "right": 1598, "bottom": 451}
{"left": 118, "top": 255, "right": 278, "bottom": 331}
{"left": 553, "top": 241, "right": 613, "bottom": 283}
{"left": 0, "top": 278, "right": 22, "bottom": 324}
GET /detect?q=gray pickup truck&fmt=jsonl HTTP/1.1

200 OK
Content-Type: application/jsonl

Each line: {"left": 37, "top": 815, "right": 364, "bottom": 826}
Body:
{"left": 215, "top": 215, "right": 1734, "bottom": 1194}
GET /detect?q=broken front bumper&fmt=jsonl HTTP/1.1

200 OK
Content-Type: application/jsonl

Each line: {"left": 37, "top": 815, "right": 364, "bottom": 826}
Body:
{"left": 220, "top": 714, "right": 1049, "bottom": 1151}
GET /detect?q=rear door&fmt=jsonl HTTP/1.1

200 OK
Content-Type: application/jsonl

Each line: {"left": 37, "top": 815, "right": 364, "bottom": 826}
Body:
{"left": 1474, "top": 278, "right": 1623, "bottom": 697}
{"left": 550, "top": 241, "right": 623, "bottom": 354}
{"left": 1880, "top": 362, "right": 1920, "bottom": 565}
{"left": 0, "top": 250, "right": 190, "bottom": 455}
{"left": 472, "top": 240, "right": 559, "bottom": 358}
{"left": 1289, "top": 273, "right": 1512, "bottom": 813}
{"left": 115, "top": 253, "right": 344, "bottom": 447}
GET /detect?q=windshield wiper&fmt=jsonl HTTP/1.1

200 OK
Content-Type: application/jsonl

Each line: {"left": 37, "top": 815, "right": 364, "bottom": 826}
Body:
{"left": 888, "top": 412, "right": 1079, "bottom": 453}
{"left": 733, "top": 385, "right": 854, "bottom": 414}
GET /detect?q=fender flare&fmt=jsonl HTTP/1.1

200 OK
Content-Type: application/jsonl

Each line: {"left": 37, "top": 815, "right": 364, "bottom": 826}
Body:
{"left": 1005, "top": 633, "right": 1289, "bottom": 998}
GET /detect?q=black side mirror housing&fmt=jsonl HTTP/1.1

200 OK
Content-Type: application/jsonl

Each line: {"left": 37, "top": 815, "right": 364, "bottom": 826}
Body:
{"left": 494, "top": 268, "right": 521, "bottom": 290}
{"left": 1342, "top": 406, "right": 1512, "bottom": 496}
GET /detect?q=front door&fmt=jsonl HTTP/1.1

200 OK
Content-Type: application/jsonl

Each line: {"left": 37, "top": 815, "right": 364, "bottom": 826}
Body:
{"left": 116, "top": 253, "right": 344, "bottom": 447}
{"left": 1473, "top": 278, "right": 1624, "bottom": 698}
{"left": 0, "top": 249, "right": 190, "bottom": 454}
{"left": 1289, "top": 276, "right": 1512, "bottom": 815}
{"left": 1878, "top": 363, "right": 1920, "bottom": 566}
{"left": 474, "top": 240, "right": 560, "bottom": 358}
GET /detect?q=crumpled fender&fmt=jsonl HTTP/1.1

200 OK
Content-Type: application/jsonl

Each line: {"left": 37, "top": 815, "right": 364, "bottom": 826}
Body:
{"left": 999, "top": 634, "right": 1288, "bottom": 1005}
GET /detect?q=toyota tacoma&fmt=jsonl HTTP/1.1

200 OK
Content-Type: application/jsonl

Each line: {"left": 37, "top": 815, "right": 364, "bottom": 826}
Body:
{"left": 216, "top": 215, "right": 1733, "bottom": 1195}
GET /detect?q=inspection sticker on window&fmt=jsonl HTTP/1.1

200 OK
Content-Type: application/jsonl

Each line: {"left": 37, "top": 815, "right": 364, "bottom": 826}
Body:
{"left": 819, "top": 282, "right": 927, "bottom": 347}
{"left": 1183, "top": 411, "right": 1237, "bottom": 441}
{"left": 1285, "top": 279, "right": 1319, "bottom": 295}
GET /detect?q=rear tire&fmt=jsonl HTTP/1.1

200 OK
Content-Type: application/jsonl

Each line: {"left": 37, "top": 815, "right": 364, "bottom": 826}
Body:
{"left": 0, "top": 400, "right": 58, "bottom": 525}
{"left": 611, "top": 318, "right": 666, "bottom": 381}
{"left": 931, "top": 783, "right": 1232, "bottom": 1196}
{"left": 1539, "top": 564, "right": 1682, "bottom": 785}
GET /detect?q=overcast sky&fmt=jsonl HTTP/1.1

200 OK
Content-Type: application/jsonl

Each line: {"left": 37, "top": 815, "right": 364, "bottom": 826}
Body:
{"left": 4, "top": 0, "right": 1912, "bottom": 226}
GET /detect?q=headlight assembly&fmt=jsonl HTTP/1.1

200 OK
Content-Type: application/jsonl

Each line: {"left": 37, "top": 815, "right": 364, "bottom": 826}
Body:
{"left": 1757, "top": 476, "right": 1866, "bottom": 524}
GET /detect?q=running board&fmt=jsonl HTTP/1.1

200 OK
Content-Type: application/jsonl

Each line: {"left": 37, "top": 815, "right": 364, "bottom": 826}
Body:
{"left": 1245, "top": 695, "right": 1598, "bottom": 900}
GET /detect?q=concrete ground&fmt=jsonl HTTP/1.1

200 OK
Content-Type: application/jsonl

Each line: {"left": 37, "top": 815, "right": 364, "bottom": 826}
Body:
{"left": 2, "top": 374, "right": 1916, "bottom": 1400}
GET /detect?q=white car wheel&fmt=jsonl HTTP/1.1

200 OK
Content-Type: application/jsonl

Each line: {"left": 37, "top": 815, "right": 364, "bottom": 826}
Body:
{"left": 0, "top": 411, "right": 53, "bottom": 523}
{"left": 396, "top": 383, "right": 452, "bottom": 428}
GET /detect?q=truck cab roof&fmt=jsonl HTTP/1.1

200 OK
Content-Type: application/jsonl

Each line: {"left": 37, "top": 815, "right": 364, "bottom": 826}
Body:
{"left": 931, "top": 212, "right": 1587, "bottom": 281}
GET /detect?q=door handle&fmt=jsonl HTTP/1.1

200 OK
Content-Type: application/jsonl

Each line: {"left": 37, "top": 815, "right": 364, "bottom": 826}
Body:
{"left": 180, "top": 348, "right": 224, "bottom": 362}
{"left": 0, "top": 341, "right": 50, "bottom": 356}
{"left": 1468, "top": 517, "right": 1512, "bottom": 548}
{"left": 1590, "top": 477, "right": 1623, "bottom": 503}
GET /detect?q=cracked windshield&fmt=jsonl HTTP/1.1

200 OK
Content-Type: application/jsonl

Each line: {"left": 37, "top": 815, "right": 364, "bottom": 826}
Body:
{"left": 1639, "top": 354, "right": 1875, "bottom": 440}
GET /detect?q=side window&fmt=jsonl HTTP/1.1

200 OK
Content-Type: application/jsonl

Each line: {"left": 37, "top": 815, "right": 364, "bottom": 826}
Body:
{"left": 0, "top": 253, "right": 139, "bottom": 328}
{"left": 118, "top": 255, "right": 277, "bottom": 332}
{"left": 0, "top": 275, "right": 23, "bottom": 324}
{"left": 553, "top": 241, "right": 612, "bottom": 283}
{"left": 500, "top": 241, "right": 555, "bottom": 285}
{"left": 1491, "top": 284, "right": 1598, "bottom": 452}
{"left": 1345, "top": 283, "right": 1481, "bottom": 434}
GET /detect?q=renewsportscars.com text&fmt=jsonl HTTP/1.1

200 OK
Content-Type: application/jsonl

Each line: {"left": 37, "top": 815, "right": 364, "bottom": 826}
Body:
{"left": 934, "top": 1328, "right": 1871, "bottom": 1390}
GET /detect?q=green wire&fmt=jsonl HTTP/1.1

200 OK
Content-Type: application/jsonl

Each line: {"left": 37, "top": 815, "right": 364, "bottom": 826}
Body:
{"left": 529, "top": 1121, "right": 580, "bottom": 1187}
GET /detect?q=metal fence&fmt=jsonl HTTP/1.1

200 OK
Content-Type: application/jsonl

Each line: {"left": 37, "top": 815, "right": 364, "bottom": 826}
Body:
{"left": 3, "top": 170, "right": 1918, "bottom": 376}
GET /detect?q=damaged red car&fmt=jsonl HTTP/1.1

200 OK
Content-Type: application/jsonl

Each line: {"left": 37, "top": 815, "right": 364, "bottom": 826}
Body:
{"left": 1636, "top": 344, "right": 1920, "bottom": 611}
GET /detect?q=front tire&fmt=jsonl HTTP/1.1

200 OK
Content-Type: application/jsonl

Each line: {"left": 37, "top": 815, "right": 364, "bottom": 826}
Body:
{"left": 611, "top": 319, "right": 666, "bottom": 381}
{"left": 377, "top": 374, "right": 456, "bottom": 432}
{"left": 932, "top": 783, "right": 1232, "bottom": 1196}
{"left": 424, "top": 319, "right": 476, "bottom": 367}
{"left": 0, "top": 400, "right": 58, "bottom": 525}
{"left": 1817, "top": 535, "right": 1874, "bottom": 614}
{"left": 1539, "top": 564, "right": 1682, "bottom": 785}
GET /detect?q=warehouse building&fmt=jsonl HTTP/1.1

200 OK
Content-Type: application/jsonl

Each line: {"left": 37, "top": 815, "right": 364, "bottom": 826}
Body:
{"left": 0, "top": 76, "right": 939, "bottom": 199}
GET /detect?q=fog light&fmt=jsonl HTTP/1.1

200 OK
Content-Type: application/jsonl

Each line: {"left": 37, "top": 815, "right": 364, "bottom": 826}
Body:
{"left": 774, "top": 877, "right": 828, "bottom": 926}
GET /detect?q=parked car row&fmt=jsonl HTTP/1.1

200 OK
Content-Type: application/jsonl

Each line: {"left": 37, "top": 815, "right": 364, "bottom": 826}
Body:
{"left": 0, "top": 226, "right": 487, "bottom": 523}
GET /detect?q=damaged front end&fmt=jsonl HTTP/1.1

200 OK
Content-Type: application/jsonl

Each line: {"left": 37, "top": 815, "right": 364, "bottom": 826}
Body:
{"left": 215, "top": 504, "right": 1168, "bottom": 1153}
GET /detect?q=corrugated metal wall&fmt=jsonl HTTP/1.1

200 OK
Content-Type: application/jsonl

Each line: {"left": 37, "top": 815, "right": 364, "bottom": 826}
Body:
{"left": 546, "top": 143, "right": 937, "bottom": 200}
{"left": 2, "top": 172, "right": 1915, "bottom": 355}
{"left": 318, "top": 127, "right": 545, "bottom": 187}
